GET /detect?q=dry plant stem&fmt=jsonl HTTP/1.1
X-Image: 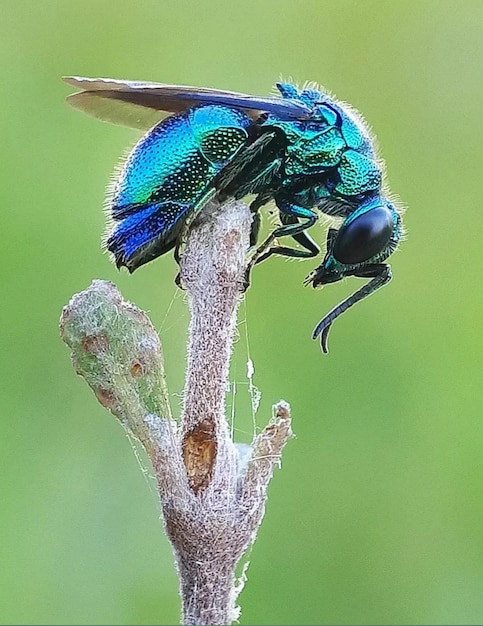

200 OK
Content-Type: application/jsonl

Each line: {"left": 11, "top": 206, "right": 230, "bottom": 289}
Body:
{"left": 180, "top": 199, "right": 251, "bottom": 494}
{"left": 169, "top": 200, "right": 293, "bottom": 624}
{"left": 60, "top": 199, "right": 293, "bottom": 626}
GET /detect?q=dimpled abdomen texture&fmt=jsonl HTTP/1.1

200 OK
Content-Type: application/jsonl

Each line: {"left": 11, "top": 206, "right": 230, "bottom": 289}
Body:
{"left": 107, "top": 105, "right": 251, "bottom": 270}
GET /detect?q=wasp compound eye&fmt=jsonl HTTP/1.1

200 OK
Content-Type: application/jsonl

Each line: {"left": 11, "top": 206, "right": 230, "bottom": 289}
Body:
{"left": 333, "top": 206, "right": 394, "bottom": 265}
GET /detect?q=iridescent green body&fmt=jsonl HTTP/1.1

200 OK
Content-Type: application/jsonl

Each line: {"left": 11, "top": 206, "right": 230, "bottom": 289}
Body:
{"left": 64, "top": 77, "right": 403, "bottom": 352}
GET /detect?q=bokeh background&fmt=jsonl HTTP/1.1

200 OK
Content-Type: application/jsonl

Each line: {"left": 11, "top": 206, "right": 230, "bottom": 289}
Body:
{"left": 2, "top": 1, "right": 483, "bottom": 624}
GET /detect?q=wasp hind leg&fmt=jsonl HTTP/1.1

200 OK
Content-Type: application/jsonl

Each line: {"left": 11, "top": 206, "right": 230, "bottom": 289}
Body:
{"left": 174, "top": 242, "right": 184, "bottom": 289}
{"left": 172, "top": 189, "right": 218, "bottom": 289}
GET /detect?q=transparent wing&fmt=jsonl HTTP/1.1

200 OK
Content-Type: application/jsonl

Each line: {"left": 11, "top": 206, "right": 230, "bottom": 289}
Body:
{"left": 63, "top": 76, "right": 312, "bottom": 129}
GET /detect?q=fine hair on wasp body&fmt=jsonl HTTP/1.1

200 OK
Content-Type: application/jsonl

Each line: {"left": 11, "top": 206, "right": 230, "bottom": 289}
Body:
{"left": 64, "top": 76, "right": 403, "bottom": 353}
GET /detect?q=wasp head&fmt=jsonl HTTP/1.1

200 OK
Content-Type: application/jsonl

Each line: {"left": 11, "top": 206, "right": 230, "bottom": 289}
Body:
{"left": 307, "top": 196, "right": 402, "bottom": 353}
{"left": 310, "top": 196, "right": 401, "bottom": 286}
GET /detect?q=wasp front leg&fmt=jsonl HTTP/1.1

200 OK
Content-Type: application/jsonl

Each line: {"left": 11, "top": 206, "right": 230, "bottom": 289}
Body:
{"left": 243, "top": 202, "right": 320, "bottom": 290}
{"left": 250, "top": 199, "right": 319, "bottom": 263}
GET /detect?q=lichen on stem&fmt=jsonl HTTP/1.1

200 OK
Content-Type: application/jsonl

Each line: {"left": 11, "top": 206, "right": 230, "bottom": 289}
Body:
{"left": 60, "top": 198, "right": 293, "bottom": 625}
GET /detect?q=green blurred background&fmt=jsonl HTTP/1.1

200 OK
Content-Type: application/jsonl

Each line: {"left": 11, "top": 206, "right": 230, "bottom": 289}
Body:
{"left": 2, "top": 0, "right": 483, "bottom": 624}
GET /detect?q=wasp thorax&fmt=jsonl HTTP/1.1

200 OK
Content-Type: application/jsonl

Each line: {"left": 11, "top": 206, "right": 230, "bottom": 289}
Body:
{"left": 333, "top": 206, "right": 394, "bottom": 265}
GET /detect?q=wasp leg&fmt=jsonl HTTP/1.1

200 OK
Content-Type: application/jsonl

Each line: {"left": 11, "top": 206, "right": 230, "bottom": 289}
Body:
{"left": 243, "top": 207, "right": 319, "bottom": 291}
{"left": 215, "top": 131, "right": 279, "bottom": 195}
{"left": 249, "top": 210, "right": 261, "bottom": 248}
{"left": 256, "top": 214, "right": 320, "bottom": 264}
{"left": 312, "top": 263, "right": 392, "bottom": 354}
{"left": 172, "top": 189, "right": 219, "bottom": 289}
{"left": 173, "top": 242, "right": 184, "bottom": 289}
{"left": 303, "top": 228, "right": 339, "bottom": 287}
{"left": 239, "top": 203, "right": 265, "bottom": 291}
{"left": 250, "top": 207, "right": 318, "bottom": 264}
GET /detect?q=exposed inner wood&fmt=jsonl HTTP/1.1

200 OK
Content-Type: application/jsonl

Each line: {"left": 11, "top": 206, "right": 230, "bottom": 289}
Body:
{"left": 182, "top": 418, "right": 217, "bottom": 493}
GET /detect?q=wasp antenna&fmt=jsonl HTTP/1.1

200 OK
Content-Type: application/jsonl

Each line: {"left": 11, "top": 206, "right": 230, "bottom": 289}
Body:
{"left": 321, "top": 324, "right": 331, "bottom": 354}
{"left": 313, "top": 267, "right": 392, "bottom": 352}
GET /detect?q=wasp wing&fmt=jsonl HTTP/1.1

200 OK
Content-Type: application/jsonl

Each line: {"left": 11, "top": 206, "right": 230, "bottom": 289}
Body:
{"left": 65, "top": 91, "right": 176, "bottom": 130}
{"left": 63, "top": 76, "right": 312, "bottom": 129}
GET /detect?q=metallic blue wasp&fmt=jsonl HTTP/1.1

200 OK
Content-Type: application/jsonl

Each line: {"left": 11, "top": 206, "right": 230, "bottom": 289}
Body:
{"left": 64, "top": 76, "right": 403, "bottom": 353}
